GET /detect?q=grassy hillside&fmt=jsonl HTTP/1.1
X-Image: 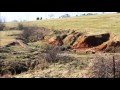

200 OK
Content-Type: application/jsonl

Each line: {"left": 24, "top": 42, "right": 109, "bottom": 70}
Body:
{"left": 0, "top": 30, "right": 22, "bottom": 47}
{"left": 1, "top": 13, "right": 120, "bottom": 47}
{"left": 1, "top": 13, "right": 120, "bottom": 78}
{"left": 5, "top": 13, "right": 120, "bottom": 35}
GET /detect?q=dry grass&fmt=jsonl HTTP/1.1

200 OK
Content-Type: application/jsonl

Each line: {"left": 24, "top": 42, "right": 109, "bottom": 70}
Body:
{"left": 1, "top": 13, "right": 120, "bottom": 78}
{"left": 13, "top": 54, "right": 94, "bottom": 78}
{"left": 0, "top": 43, "right": 96, "bottom": 78}
{"left": 5, "top": 13, "right": 120, "bottom": 36}
{"left": 88, "top": 54, "right": 120, "bottom": 78}
{"left": 19, "top": 27, "right": 51, "bottom": 43}
{"left": 0, "top": 30, "right": 22, "bottom": 47}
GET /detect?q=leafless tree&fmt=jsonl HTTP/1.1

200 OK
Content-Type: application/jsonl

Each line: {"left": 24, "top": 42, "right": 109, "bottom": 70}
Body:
{"left": 59, "top": 14, "right": 70, "bottom": 18}
{"left": 48, "top": 14, "right": 54, "bottom": 19}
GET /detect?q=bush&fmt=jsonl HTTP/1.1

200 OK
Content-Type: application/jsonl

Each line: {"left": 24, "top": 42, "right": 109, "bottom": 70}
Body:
{"left": 2, "top": 23, "right": 24, "bottom": 30}
{"left": 28, "top": 31, "right": 44, "bottom": 42}
{"left": 91, "top": 55, "right": 120, "bottom": 78}
{"left": 17, "top": 23, "right": 24, "bottom": 30}
{"left": 42, "top": 45, "right": 62, "bottom": 63}
{"left": 0, "top": 23, "right": 5, "bottom": 31}
{"left": 19, "top": 27, "right": 49, "bottom": 43}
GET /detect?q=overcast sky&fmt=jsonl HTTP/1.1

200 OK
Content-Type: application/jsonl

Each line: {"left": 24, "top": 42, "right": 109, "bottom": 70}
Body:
{"left": 0, "top": 12, "right": 116, "bottom": 22}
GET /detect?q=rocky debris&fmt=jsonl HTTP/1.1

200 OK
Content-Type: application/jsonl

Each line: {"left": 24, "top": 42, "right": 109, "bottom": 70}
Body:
{"left": 48, "top": 30, "right": 120, "bottom": 53}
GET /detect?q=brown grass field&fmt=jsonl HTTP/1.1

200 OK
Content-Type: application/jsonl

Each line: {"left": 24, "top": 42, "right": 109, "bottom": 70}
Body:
{"left": 0, "top": 13, "right": 120, "bottom": 78}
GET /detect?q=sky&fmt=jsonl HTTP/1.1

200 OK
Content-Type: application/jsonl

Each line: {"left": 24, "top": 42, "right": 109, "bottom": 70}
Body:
{"left": 0, "top": 12, "right": 116, "bottom": 22}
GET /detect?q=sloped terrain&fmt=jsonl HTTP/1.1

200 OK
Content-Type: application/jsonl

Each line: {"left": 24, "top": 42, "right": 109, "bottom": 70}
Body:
{"left": 0, "top": 28, "right": 120, "bottom": 78}
{"left": 1, "top": 13, "right": 120, "bottom": 78}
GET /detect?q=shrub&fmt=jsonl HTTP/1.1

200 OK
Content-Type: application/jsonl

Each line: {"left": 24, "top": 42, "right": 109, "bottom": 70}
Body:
{"left": 17, "top": 23, "right": 24, "bottom": 30}
{"left": 42, "top": 45, "right": 61, "bottom": 63}
{"left": 91, "top": 55, "right": 120, "bottom": 78}
{"left": 19, "top": 27, "right": 49, "bottom": 43}
{"left": 28, "top": 31, "right": 44, "bottom": 42}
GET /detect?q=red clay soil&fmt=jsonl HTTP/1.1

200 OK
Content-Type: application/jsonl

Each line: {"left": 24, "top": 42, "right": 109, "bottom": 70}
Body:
{"left": 49, "top": 32, "right": 81, "bottom": 46}
{"left": 48, "top": 31, "right": 120, "bottom": 52}
{"left": 48, "top": 36, "right": 63, "bottom": 46}
{"left": 95, "top": 42, "right": 108, "bottom": 51}
{"left": 63, "top": 32, "right": 81, "bottom": 46}
{"left": 73, "top": 33, "right": 110, "bottom": 49}
{"left": 95, "top": 41, "right": 120, "bottom": 51}
{"left": 73, "top": 36, "right": 88, "bottom": 49}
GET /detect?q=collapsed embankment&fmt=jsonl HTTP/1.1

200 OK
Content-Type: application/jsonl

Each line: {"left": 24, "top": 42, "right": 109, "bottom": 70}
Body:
{"left": 48, "top": 31, "right": 120, "bottom": 53}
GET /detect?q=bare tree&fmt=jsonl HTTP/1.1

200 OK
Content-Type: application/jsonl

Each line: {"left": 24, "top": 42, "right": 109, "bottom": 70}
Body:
{"left": 48, "top": 14, "right": 54, "bottom": 19}
{"left": 59, "top": 14, "right": 70, "bottom": 18}
{"left": 12, "top": 20, "right": 18, "bottom": 22}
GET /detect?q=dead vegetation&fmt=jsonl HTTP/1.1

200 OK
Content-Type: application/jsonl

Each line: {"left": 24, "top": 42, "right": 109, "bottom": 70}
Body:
{"left": 0, "top": 43, "right": 63, "bottom": 77}
{"left": 19, "top": 27, "right": 51, "bottom": 43}
{"left": 1, "top": 13, "right": 120, "bottom": 78}
{"left": 90, "top": 55, "right": 120, "bottom": 78}
{"left": 1, "top": 25, "right": 120, "bottom": 78}
{"left": 13, "top": 54, "right": 92, "bottom": 78}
